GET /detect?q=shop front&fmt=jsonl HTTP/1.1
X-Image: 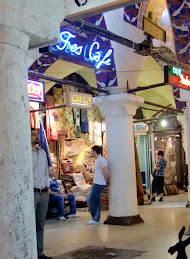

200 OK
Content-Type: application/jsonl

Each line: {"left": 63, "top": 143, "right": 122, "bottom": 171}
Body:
{"left": 134, "top": 122, "right": 151, "bottom": 189}
{"left": 152, "top": 115, "right": 185, "bottom": 193}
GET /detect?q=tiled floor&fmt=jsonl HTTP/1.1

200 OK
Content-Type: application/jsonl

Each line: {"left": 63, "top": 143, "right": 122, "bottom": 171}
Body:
{"left": 44, "top": 193, "right": 190, "bottom": 258}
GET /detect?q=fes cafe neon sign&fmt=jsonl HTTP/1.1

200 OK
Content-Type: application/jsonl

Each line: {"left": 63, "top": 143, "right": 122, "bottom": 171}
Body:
{"left": 172, "top": 67, "right": 190, "bottom": 88}
{"left": 28, "top": 80, "right": 44, "bottom": 102}
{"left": 52, "top": 31, "right": 113, "bottom": 69}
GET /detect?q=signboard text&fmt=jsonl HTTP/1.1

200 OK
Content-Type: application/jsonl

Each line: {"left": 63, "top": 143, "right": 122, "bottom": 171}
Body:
{"left": 28, "top": 80, "right": 44, "bottom": 102}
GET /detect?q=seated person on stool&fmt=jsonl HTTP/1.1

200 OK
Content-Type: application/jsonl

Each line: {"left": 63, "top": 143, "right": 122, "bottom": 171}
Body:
{"left": 48, "top": 167, "right": 80, "bottom": 221}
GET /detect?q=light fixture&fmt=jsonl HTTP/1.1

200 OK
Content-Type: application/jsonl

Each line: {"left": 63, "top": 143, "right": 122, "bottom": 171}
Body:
{"left": 154, "top": 137, "right": 157, "bottom": 141}
{"left": 168, "top": 137, "right": 172, "bottom": 141}
{"left": 161, "top": 119, "right": 167, "bottom": 127}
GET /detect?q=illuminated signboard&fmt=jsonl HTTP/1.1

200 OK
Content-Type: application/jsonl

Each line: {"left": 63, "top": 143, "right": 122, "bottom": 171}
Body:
{"left": 40, "top": 31, "right": 114, "bottom": 71}
{"left": 28, "top": 80, "right": 44, "bottom": 102}
{"left": 66, "top": 91, "right": 92, "bottom": 109}
{"left": 134, "top": 122, "right": 149, "bottom": 135}
{"left": 165, "top": 66, "right": 190, "bottom": 91}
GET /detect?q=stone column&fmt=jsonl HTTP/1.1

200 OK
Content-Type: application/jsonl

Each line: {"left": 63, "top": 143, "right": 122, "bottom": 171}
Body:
{"left": 93, "top": 93, "right": 144, "bottom": 225}
{"left": 0, "top": 25, "right": 37, "bottom": 259}
{"left": 0, "top": 1, "right": 65, "bottom": 258}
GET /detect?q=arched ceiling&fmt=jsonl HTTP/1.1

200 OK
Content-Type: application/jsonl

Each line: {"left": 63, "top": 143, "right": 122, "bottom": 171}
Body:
{"left": 136, "top": 56, "right": 176, "bottom": 118}
{"left": 42, "top": 59, "right": 97, "bottom": 93}
{"left": 28, "top": 3, "right": 188, "bottom": 120}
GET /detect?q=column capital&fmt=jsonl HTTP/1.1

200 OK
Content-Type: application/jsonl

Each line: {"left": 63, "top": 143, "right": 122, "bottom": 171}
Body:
{"left": 93, "top": 93, "right": 144, "bottom": 117}
{"left": 0, "top": 0, "right": 65, "bottom": 48}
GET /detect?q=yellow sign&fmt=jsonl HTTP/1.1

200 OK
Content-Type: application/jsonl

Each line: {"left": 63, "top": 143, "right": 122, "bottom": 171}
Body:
{"left": 144, "top": 16, "right": 166, "bottom": 42}
{"left": 67, "top": 91, "right": 92, "bottom": 109}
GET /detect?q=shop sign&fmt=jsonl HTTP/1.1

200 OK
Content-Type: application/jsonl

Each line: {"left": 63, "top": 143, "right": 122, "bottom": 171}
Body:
{"left": 165, "top": 66, "right": 190, "bottom": 91}
{"left": 40, "top": 31, "right": 114, "bottom": 71}
{"left": 28, "top": 80, "right": 44, "bottom": 102}
{"left": 134, "top": 122, "right": 149, "bottom": 133}
{"left": 65, "top": 0, "right": 146, "bottom": 21}
{"left": 66, "top": 91, "right": 92, "bottom": 109}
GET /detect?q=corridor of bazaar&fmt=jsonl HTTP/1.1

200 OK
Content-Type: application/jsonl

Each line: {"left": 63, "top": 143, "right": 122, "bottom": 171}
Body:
{"left": 0, "top": 0, "right": 190, "bottom": 258}
{"left": 44, "top": 193, "right": 190, "bottom": 259}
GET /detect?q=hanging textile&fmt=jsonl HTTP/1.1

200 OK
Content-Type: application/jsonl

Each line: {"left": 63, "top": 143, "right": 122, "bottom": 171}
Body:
{"left": 30, "top": 105, "right": 37, "bottom": 129}
{"left": 45, "top": 95, "right": 58, "bottom": 141}
{"left": 30, "top": 105, "right": 40, "bottom": 129}
{"left": 70, "top": 86, "right": 81, "bottom": 138}
{"left": 73, "top": 108, "right": 81, "bottom": 138}
{"left": 102, "top": 131, "right": 107, "bottom": 159}
{"left": 87, "top": 105, "right": 102, "bottom": 144}
{"left": 87, "top": 109, "right": 95, "bottom": 142}
{"left": 93, "top": 122, "right": 102, "bottom": 146}
{"left": 62, "top": 85, "right": 75, "bottom": 140}
{"left": 53, "top": 87, "right": 67, "bottom": 135}
{"left": 39, "top": 120, "right": 52, "bottom": 167}
{"left": 81, "top": 109, "right": 89, "bottom": 133}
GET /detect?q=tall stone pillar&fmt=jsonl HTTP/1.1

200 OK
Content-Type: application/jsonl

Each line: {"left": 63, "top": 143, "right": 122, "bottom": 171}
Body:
{"left": 0, "top": 26, "right": 35, "bottom": 258}
{"left": 93, "top": 93, "right": 144, "bottom": 225}
{"left": 0, "top": 1, "right": 65, "bottom": 258}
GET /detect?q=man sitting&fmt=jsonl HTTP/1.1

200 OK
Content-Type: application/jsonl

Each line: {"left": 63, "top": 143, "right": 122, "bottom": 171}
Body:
{"left": 48, "top": 167, "right": 80, "bottom": 221}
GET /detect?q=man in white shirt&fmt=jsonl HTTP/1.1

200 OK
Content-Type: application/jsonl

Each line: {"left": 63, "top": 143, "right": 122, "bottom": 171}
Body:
{"left": 86, "top": 146, "right": 109, "bottom": 225}
{"left": 31, "top": 128, "right": 52, "bottom": 259}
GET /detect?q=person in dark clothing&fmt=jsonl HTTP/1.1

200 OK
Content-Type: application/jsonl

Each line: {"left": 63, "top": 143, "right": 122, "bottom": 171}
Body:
{"left": 48, "top": 167, "right": 80, "bottom": 220}
{"left": 151, "top": 151, "right": 167, "bottom": 202}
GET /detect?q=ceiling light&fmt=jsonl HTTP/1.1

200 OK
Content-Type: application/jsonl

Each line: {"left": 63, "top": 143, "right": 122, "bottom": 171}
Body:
{"left": 161, "top": 119, "right": 167, "bottom": 127}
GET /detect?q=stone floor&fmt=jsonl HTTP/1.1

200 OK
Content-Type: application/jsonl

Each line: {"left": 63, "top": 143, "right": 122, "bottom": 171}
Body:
{"left": 44, "top": 193, "right": 190, "bottom": 258}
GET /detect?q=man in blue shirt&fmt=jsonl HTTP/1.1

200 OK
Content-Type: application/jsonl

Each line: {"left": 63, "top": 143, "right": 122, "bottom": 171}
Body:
{"left": 48, "top": 167, "right": 80, "bottom": 220}
{"left": 151, "top": 151, "right": 167, "bottom": 202}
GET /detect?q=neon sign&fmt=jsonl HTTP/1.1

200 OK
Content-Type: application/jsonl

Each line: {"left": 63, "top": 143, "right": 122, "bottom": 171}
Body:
{"left": 165, "top": 66, "right": 190, "bottom": 91}
{"left": 28, "top": 80, "right": 44, "bottom": 102}
{"left": 40, "top": 30, "right": 114, "bottom": 71}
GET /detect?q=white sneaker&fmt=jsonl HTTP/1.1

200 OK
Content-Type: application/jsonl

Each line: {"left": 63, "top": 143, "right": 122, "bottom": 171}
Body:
{"left": 58, "top": 216, "right": 66, "bottom": 221}
{"left": 68, "top": 214, "right": 80, "bottom": 218}
{"left": 86, "top": 219, "right": 99, "bottom": 225}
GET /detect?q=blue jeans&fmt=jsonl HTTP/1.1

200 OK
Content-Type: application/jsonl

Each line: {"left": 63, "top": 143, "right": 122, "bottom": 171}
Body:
{"left": 49, "top": 194, "right": 76, "bottom": 217}
{"left": 87, "top": 183, "right": 106, "bottom": 222}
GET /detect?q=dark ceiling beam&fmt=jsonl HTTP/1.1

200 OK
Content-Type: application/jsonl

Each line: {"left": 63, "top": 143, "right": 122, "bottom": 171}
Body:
{"left": 127, "top": 82, "right": 167, "bottom": 93}
{"left": 64, "top": 19, "right": 147, "bottom": 51}
{"left": 144, "top": 101, "right": 183, "bottom": 114}
{"left": 28, "top": 70, "right": 108, "bottom": 94}
{"left": 133, "top": 114, "right": 179, "bottom": 123}
{"left": 140, "top": 106, "right": 161, "bottom": 112}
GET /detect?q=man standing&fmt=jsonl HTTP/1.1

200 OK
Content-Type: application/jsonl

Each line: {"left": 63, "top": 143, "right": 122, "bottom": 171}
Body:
{"left": 86, "top": 146, "right": 109, "bottom": 225}
{"left": 48, "top": 166, "right": 80, "bottom": 220}
{"left": 31, "top": 128, "right": 52, "bottom": 259}
{"left": 151, "top": 151, "right": 167, "bottom": 202}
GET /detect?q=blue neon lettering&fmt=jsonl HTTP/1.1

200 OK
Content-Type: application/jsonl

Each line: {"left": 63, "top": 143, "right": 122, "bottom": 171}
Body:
{"left": 89, "top": 42, "right": 101, "bottom": 62}
{"left": 96, "top": 49, "right": 113, "bottom": 69}
{"left": 52, "top": 31, "right": 112, "bottom": 69}
{"left": 84, "top": 45, "right": 90, "bottom": 62}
